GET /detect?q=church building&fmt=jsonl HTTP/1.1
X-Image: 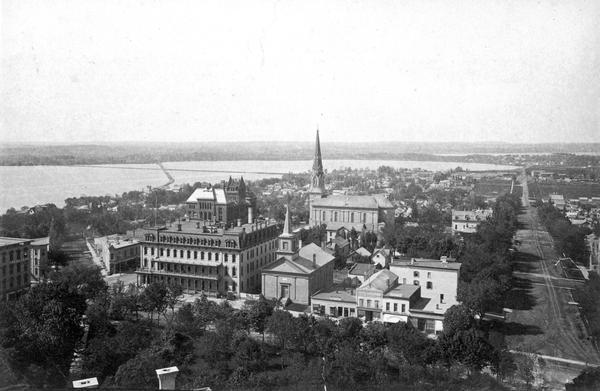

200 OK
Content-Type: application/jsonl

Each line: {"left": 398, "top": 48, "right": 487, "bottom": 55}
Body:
{"left": 307, "top": 131, "right": 395, "bottom": 242}
{"left": 261, "top": 206, "right": 335, "bottom": 306}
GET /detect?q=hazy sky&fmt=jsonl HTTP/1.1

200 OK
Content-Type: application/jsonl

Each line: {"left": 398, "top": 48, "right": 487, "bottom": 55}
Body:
{"left": 2, "top": 0, "right": 599, "bottom": 144}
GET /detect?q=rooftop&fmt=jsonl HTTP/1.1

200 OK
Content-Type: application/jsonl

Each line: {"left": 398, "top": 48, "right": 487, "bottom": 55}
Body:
{"left": 311, "top": 286, "right": 357, "bottom": 303}
{"left": 391, "top": 257, "right": 461, "bottom": 271}
{"left": 384, "top": 284, "right": 420, "bottom": 299}
{"left": 359, "top": 269, "right": 398, "bottom": 292}
{"left": 349, "top": 263, "right": 376, "bottom": 277}
{"left": 185, "top": 187, "right": 227, "bottom": 204}
{"left": 0, "top": 237, "right": 31, "bottom": 247}
{"left": 311, "top": 194, "right": 394, "bottom": 209}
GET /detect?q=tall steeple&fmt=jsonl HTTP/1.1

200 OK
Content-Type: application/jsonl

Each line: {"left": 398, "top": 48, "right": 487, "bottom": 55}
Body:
{"left": 282, "top": 205, "right": 292, "bottom": 237}
{"left": 308, "top": 129, "right": 326, "bottom": 200}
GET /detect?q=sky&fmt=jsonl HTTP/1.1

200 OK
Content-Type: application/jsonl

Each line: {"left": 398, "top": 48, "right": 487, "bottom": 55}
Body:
{"left": 1, "top": 0, "right": 599, "bottom": 144}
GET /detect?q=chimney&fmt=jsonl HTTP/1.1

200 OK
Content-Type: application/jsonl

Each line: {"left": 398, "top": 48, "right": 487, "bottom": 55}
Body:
{"left": 248, "top": 206, "right": 253, "bottom": 224}
{"left": 440, "top": 256, "right": 447, "bottom": 263}
{"left": 155, "top": 367, "right": 179, "bottom": 390}
{"left": 312, "top": 253, "right": 317, "bottom": 267}
{"left": 72, "top": 378, "right": 99, "bottom": 389}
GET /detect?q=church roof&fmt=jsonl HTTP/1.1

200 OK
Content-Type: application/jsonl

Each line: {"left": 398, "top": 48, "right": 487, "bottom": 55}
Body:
{"left": 262, "top": 242, "right": 335, "bottom": 275}
{"left": 311, "top": 194, "right": 394, "bottom": 209}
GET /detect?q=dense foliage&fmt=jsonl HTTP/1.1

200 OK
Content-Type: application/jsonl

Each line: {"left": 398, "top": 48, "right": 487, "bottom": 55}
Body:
{"left": 537, "top": 203, "right": 590, "bottom": 264}
{"left": 572, "top": 272, "right": 600, "bottom": 344}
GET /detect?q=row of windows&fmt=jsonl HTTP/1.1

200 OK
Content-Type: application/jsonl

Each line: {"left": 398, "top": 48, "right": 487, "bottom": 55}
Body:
{"left": 144, "top": 246, "right": 237, "bottom": 262}
{"left": 1, "top": 262, "right": 26, "bottom": 276}
{"left": 385, "top": 302, "right": 407, "bottom": 313}
{"left": 1, "top": 248, "right": 29, "bottom": 263}
{"left": 317, "top": 210, "right": 369, "bottom": 223}
{"left": 413, "top": 271, "right": 432, "bottom": 279}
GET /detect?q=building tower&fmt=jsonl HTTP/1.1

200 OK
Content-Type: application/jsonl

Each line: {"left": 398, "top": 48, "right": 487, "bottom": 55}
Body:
{"left": 308, "top": 129, "right": 326, "bottom": 203}
{"left": 276, "top": 205, "right": 299, "bottom": 261}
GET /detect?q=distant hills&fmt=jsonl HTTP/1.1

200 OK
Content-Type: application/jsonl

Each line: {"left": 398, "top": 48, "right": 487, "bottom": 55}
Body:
{"left": 0, "top": 142, "right": 598, "bottom": 166}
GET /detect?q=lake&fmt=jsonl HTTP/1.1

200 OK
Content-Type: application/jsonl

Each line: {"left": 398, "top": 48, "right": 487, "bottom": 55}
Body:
{"left": 0, "top": 159, "right": 519, "bottom": 212}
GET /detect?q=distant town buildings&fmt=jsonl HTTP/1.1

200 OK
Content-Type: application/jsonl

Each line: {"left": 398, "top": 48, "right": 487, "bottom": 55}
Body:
{"left": 451, "top": 209, "right": 493, "bottom": 234}
{"left": 94, "top": 235, "right": 140, "bottom": 275}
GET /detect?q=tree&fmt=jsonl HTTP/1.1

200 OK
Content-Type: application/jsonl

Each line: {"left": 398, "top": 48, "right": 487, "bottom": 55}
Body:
{"left": 47, "top": 249, "right": 70, "bottom": 270}
{"left": 437, "top": 329, "right": 498, "bottom": 373}
{"left": 443, "top": 304, "right": 475, "bottom": 335}
{"left": 140, "top": 281, "right": 169, "bottom": 325}
{"left": 0, "top": 283, "right": 86, "bottom": 387}
{"left": 567, "top": 367, "right": 600, "bottom": 391}
{"left": 266, "top": 310, "right": 294, "bottom": 351}
{"left": 243, "top": 296, "right": 275, "bottom": 342}
{"left": 385, "top": 322, "right": 430, "bottom": 370}
{"left": 52, "top": 262, "right": 107, "bottom": 300}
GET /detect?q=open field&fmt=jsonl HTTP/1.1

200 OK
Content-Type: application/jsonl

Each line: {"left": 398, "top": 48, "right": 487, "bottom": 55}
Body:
{"left": 528, "top": 181, "right": 600, "bottom": 200}
{"left": 473, "top": 179, "right": 523, "bottom": 199}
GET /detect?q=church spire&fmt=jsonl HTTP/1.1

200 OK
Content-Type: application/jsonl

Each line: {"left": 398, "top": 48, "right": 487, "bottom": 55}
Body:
{"left": 308, "top": 129, "right": 326, "bottom": 200}
{"left": 312, "top": 129, "right": 324, "bottom": 174}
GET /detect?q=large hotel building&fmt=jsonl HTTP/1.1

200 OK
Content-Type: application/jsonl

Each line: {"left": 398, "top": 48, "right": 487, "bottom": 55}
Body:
{"left": 136, "top": 179, "right": 279, "bottom": 294}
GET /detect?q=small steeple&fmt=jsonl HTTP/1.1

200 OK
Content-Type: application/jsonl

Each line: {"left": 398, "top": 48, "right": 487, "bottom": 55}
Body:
{"left": 283, "top": 205, "right": 292, "bottom": 236}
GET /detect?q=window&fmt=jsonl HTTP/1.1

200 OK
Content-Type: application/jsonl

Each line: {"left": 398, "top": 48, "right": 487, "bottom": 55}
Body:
{"left": 351, "top": 212, "right": 354, "bottom": 223}
{"left": 401, "top": 304, "right": 406, "bottom": 313}
{"left": 427, "top": 272, "right": 431, "bottom": 279}
{"left": 413, "top": 280, "right": 419, "bottom": 286}
{"left": 194, "top": 251, "right": 197, "bottom": 259}
{"left": 413, "top": 271, "right": 419, "bottom": 278}
{"left": 330, "top": 307, "right": 336, "bottom": 316}
{"left": 359, "top": 299, "right": 364, "bottom": 307}
{"left": 375, "top": 300, "right": 379, "bottom": 309}
{"left": 215, "top": 253, "right": 219, "bottom": 261}
{"left": 151, "top": 247, "right": 155, "bottom": 256}
{"left": 160, "top": 248, "right": 164, "bottom": 256}
{"left": 334, "top": 212, "right": 338, "bottom": 222}
{"left": 208, "top": 253, "right": 212, "bottom": 261}
{"left": 180, "top": 250, "right": 184, "bottom": 258}
{"left": 440, "top": 294, "right": 445, "bottom": 303}
{"left": 144, "top": 247, "right": 148, "bottom": 255}
{"left": 426, "top": 281, "right": 433, "bottom": 289}
{"left": 366, "top": 300, "right": 371, "bottom": 308}
{"left": 386, "top": 302, "right": 390, "bottom": 311}
{"left": 283, "top": 242, "right": 288, "bottom": 250}
{"left": 201, "top": 252, "right": 204, "bottom": 260}
{"left": 393, "top": 303, "right": 398, "bottom": 312}
{"left": 322, "top": 211, "right": 326, "bottom": 220}
{"left": 187, "top": 250, "right": 191, "bottom": 258}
